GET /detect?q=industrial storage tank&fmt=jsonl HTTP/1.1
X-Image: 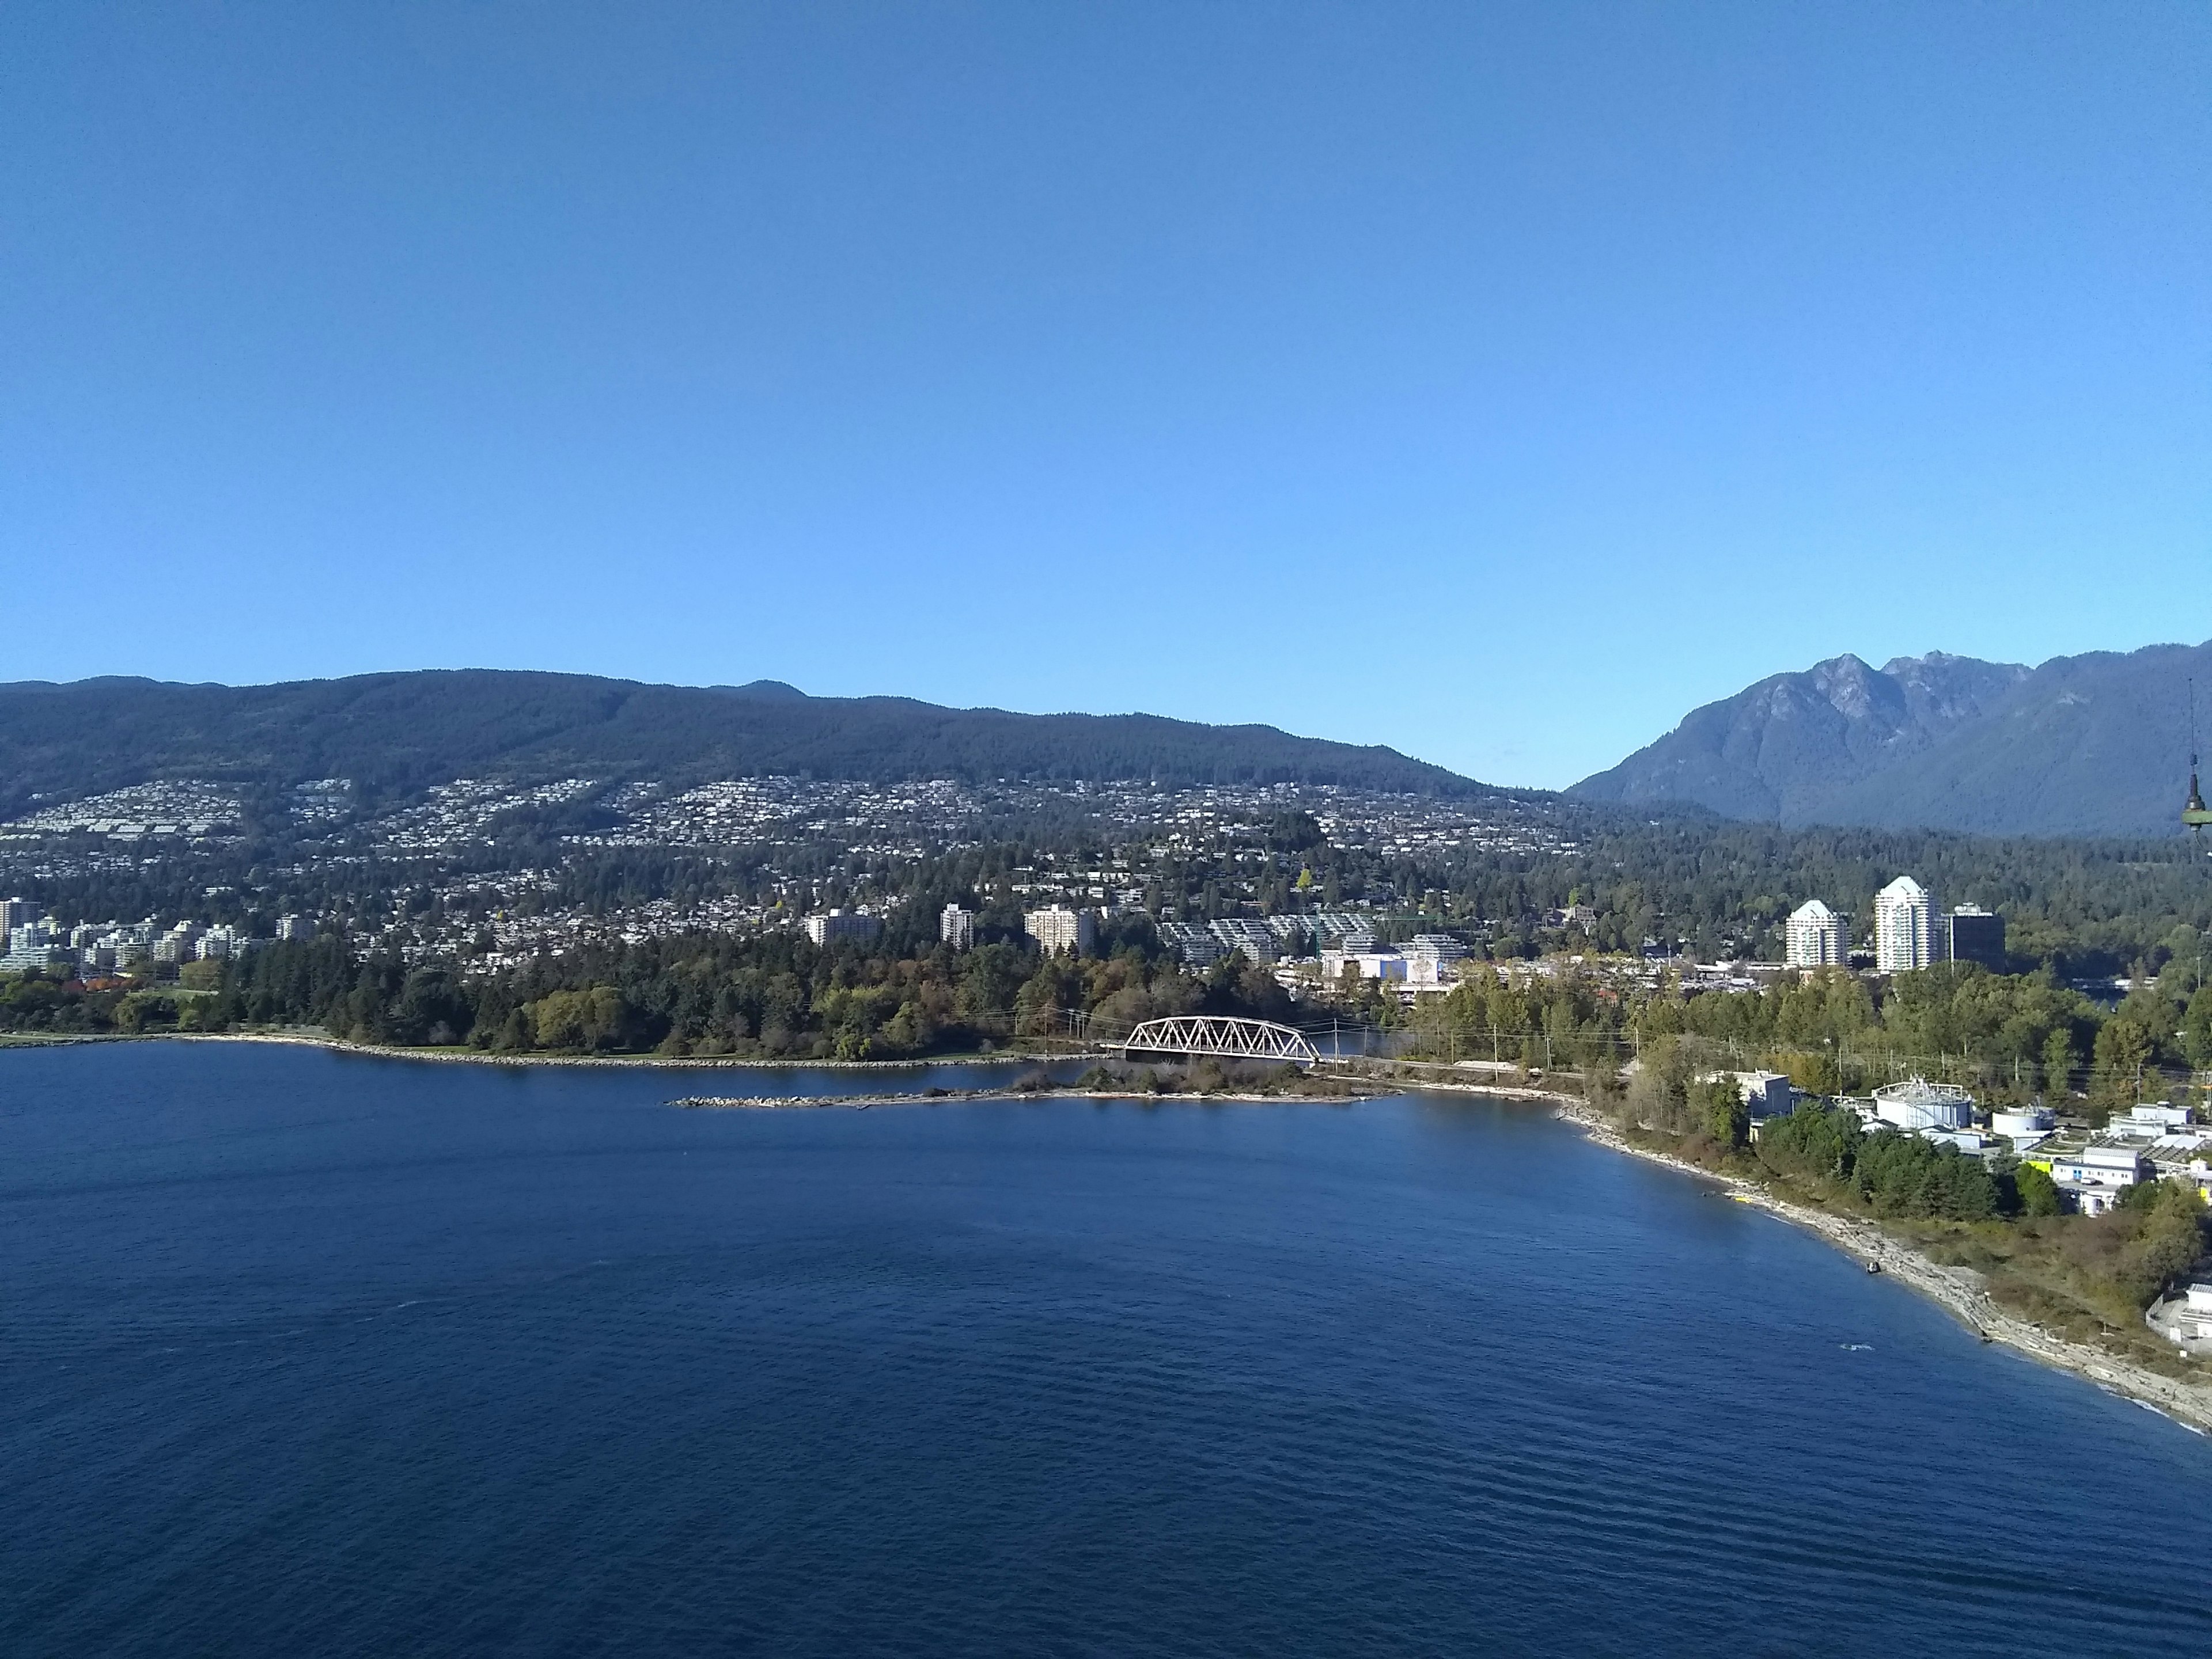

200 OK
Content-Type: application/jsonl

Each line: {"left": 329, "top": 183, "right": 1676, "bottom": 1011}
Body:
{"left": 1872, "top": 1077, "right": 1976, "bottom": 1132}
{"left": 1990, "top": 1104, "right": 2055, "bottom": 1145}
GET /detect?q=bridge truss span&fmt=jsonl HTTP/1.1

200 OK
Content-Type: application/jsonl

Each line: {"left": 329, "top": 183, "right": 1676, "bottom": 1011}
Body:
{"left": 1122, "top": 1016, "right": 1320, "bottom": 1069}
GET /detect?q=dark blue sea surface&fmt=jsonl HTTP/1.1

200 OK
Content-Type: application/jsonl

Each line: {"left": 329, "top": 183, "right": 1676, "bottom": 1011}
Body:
{"left": 4, "top": 1044, "right": 2209, "bottom": 1657}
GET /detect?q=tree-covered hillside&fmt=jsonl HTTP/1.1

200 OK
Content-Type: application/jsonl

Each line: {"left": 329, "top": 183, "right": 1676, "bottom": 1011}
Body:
{"left": 0, "top": 672, "right": 1492, "bottom": 813}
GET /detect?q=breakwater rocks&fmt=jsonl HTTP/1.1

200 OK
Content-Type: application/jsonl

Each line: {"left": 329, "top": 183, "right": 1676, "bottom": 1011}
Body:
{"left": 671, "top": 1086, "right": 1071, "bottom": 1109}
{"left": 671, "top": 1094, "right": 861, "bottom": 1109}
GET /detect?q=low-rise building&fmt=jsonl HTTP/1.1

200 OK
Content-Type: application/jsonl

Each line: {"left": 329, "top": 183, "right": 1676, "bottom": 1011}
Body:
{"left": 1405, "top": 934, "right": 1468, "bottom": 985}
{"left": 1319, "top": 946, "right": 1407, "bottom": 983}
{"left": 2045, "top": 1145, "right": 2144, "bottom": 1215}
{"left": 2160, "top": 1282, "right": 2212, "bottom": 1351}
{"left": 2108, "top": 1103, "right": 2196, "bottom": 1135}
{"left": 1731, "top": 1070, "right": 1796, "bottom": 1119}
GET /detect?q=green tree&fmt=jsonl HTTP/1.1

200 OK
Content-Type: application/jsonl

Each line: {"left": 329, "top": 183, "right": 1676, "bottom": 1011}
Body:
{"left": 2043, "top": 1025, "right": 2077, "bottom": 1098}
{"left": 2183, "top": 985, "right": 2212, "bottom": 1070}
{"left": 1691, "top": 1076, "right": 1749, "bottom": 1150}
{"left": 2014, "top": 1162, "right": 2062, "bottom": 1217}
{"left": 2093, "top": 1017, "right": 2156, "bottom": 1107}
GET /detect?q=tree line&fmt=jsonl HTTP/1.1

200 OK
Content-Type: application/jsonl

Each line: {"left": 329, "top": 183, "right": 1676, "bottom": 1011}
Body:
{"left": 0, "top": 930, "right": 1301, "bottom": 1062}
{"left": 1398, "top": 957, "right": 2212, "bottom": 1110}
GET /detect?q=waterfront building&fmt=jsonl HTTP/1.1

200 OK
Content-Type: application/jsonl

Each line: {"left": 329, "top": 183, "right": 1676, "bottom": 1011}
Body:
{"left": 805, "top": 908, "right": 882, "bottom": 948}
{"left": 1731, "top": 1071, "right": 1796, "bottom": 1118}
{"left": 1784, "top": 900, "right": 1847, "bottom": 967}
{"left": 2161, "top": 1282, "right": 2212, "bottom": 1347}
{"left": 1873, "top": 877, "right": 1935, "bottom": 973}
{"left": 1024, "top": 904, "right": 1095, "bottom": 956}
{"left": 1944, "top": 904, "right": 2006, "bottom": 972}
{"left": 939, "top": 904, "right": 975, "bottom": 950}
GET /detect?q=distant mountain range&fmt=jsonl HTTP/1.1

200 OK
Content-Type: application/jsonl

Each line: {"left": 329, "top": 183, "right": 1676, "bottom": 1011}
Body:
{"left": 0, "top": 671, "right": 1492, "bottom": 817}
{"left": 1570, "top": 640, "right": 2212, "bottom": 838}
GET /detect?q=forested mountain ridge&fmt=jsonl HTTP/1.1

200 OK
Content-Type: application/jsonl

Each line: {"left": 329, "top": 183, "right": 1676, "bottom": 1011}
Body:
{"left": 0, "top": 671, "right": 1493, "bottom": 814}
{"left": 1570, "top": 640, "right": 2212, "bottom": 838}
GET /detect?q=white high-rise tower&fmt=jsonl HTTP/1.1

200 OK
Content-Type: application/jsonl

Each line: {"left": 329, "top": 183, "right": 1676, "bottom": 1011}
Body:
{"left": 1873, "top": 877, "right": 1935, "bottom": 973}
{"left": 1785, "top": 899, "right": 1846, "bottom": 967}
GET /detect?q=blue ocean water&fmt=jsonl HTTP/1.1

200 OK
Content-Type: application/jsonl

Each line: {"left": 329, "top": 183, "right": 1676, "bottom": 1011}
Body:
{"left": 3, "top": 1044, "right": 2208, "bottom": 1658}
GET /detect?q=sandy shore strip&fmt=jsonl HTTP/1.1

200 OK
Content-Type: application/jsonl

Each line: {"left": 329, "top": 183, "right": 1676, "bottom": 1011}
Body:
{"left": 1550, "top": 1097, "right": 2212, "bottom": 1435}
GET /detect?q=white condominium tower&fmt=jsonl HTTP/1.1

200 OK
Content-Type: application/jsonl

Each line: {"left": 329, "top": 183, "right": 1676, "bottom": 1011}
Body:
{"left": 1873, "top": 877, "right": 1935, "bottom": 973}
{"left": 939, "top": 903, "right": 975, "bottom": 949}
{"left": 1785, "top": 899, "right": 1846, "bottom": 967}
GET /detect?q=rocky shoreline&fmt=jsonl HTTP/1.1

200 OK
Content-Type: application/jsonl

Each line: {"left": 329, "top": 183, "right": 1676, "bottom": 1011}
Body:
{"left": 671, "top": 1085, "right": 1381, "bottom": 1110}
{"left": 1550, "top": 1097, "right": 2212, "bottom": 1435}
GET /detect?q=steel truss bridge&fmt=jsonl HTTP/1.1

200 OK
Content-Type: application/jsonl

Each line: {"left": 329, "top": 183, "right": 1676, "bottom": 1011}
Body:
{"left": 1121, "top": 1015, "right": 1320, "bottom": 1068}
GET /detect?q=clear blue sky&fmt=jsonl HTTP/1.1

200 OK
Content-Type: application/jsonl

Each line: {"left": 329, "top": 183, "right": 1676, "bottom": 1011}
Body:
{"left": 4, "top": 2, "right": 2207, "bottom": 789}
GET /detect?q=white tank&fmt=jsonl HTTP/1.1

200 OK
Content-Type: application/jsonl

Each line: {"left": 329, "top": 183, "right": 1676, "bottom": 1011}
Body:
{"left": 1991, "top": 1105, "right": 2054, "bottom": 1139}
{"left": 1872, "top": 1077, "right": 1975, "bottom": 1132}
